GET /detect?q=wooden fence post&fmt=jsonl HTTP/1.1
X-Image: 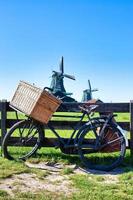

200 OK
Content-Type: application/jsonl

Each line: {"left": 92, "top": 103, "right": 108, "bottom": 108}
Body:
{"left": 130, "top": 100, "right": 133, "bottom": 156}
{"left": 1, "top": 100, "right": 7, "bottom": 144}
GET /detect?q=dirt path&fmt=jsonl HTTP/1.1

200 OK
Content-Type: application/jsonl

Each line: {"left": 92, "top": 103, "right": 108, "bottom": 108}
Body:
{"left": 0, "top": 161, "right": 122, "bottom": 197}
{"left": 0, "top": 172, "right": 75, "bottom": 197}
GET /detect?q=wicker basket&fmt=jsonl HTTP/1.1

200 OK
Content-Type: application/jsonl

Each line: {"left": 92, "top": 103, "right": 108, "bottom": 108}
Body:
{"left": 10, "top": 81, "right": 62, "bottom": 124}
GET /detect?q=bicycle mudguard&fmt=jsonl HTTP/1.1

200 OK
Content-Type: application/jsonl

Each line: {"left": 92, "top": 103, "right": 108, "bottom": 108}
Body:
{"left": 75, "top": 122, "right": 91, "bottom": 143}
{"left": 116, "top": 125, "right": 128, "bottom": 147}
{"left": 109, "top": 120, "right": 128, "bottom": 147}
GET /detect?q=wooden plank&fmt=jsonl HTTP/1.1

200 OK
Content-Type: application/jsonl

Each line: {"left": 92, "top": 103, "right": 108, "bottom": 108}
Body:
{"left": 0, "top": 102, "right": 2, "bottom": 110}
{"left": 0, "top": 137, "right": 130, "bottom": 149}
{"left": 117, "top": 122, "right": 129, "bottom": 131}
{"left": 1, "top": 100, "right": 7, "bottom": 142}
{"left": 59, "top": 102, "right": 130, "bottom": 112}
{"left": 42, "top": 138, "right": 131, "bottom": 149}
{"left": 6, "top": 102, "right": 130, "bottom": 112}
{"left": 130, "top": 101, "right": 133, "bottom": 156}
{"left": 5, "top": 119, "right": 130, "bottom": 131}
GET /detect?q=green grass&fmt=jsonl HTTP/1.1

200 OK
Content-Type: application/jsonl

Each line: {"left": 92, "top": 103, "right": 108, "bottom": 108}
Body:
{"left": 29, "top": 147, "right": 80, "bottom": 165}
{"left": 15, "top": 191, "right": 68, "bottom": 200}
{"left": 0, "top": 158, "right": 29, "bottom": 179}
{"left": 114, "top": 113, "right": 130, "bottom": 122}
{"left": 60, "top": 167, "right": 74, "bottom": 175}
{"left": 71, "top": 173, "right": 133, "bottom": 200}
{"left": 7, "top": 111, "right": 130, "bottom": 121}
{"left": 0, "top": 190, "right": 8, "bottom": 199}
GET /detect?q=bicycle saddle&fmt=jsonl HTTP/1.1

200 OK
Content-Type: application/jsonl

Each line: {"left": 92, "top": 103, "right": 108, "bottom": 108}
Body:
{"left": 79, "top": 104, "right": 99, "bottom": 114}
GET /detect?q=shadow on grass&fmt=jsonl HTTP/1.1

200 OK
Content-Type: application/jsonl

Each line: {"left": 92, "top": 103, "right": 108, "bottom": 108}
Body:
{"left": 33, "top": 148, "right": 81, "bottom": 166}
{"left": 28, "top": 148, "right": 133, "bottom": 175}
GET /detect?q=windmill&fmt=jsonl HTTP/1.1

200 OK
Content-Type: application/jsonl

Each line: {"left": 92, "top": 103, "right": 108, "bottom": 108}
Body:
{"left": 50, "top": 56, "right": 77, "bottom": 102}
{"left": 82, "top": 80, "right": 98, "bottom": 102}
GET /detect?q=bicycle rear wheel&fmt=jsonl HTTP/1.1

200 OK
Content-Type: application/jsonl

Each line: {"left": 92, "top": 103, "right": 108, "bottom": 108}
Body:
{"left": 2, "top": 119, "right": 43, "bottom": 160}
{"left": 78, "top": 123, "right": 126, "bottom": 171}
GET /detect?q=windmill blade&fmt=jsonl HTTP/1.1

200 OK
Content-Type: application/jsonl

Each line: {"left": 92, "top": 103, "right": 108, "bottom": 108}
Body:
{"left": 59, "top": 56, "right": 64, "bottom": 74}
{"left": 92, "top": 88, "right": 98, "bottom": 92}
{"left": 88, "top": 80, "right": 92, "bottom": 91}
{"left": 63, "top": 74, "right": 76, "bottom": 80}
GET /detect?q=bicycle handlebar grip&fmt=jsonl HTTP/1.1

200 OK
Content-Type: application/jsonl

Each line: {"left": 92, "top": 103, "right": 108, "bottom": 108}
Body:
{"left": 43, "top": 87, "right": 53, "bottom": 92}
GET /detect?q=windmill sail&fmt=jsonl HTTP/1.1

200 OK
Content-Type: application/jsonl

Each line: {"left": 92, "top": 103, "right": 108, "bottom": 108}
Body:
{"left": 49, "top": 57, "right": 76, "bottom": 102}
{"left": 60, "top": 56, "right": 64, "bottom": 74}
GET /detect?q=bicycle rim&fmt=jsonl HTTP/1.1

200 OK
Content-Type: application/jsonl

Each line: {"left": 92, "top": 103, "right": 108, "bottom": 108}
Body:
{"left": 2, "top": 119, "right": 42, "bottom": 160}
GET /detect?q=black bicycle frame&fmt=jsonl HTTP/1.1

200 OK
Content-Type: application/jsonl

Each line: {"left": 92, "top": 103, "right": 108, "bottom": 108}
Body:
{"left": 39, "top": 110, "right": 116, "bottom": 150}
{"left": 47, "top": 112, "right": 86, "bottom": 147}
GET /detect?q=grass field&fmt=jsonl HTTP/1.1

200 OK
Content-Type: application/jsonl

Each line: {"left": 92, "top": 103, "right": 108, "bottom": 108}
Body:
{"left": 0, "top": 148, "right": 132, "bottom": 200}
{"left": 0, "top": 112, "right": 132, "bottom": 200}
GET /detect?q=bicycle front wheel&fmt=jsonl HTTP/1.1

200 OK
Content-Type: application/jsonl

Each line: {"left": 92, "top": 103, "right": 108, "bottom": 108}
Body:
{"left": 78, "top": 124, "right": 126, "bottom": 171}
{"left": 2, "top": 119, "right": 43, "bottom": 160}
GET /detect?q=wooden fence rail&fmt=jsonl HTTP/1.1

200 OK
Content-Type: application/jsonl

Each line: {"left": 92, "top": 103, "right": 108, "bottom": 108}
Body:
{"left": 0, "top": 100, "right": 133, "bottom": 156}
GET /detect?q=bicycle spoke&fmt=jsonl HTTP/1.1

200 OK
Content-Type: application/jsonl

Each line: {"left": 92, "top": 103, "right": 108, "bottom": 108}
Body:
{"left": 25, "top": 129, "right": 39, "bottom": 143}
{"left": 101, "top": 136, "right": 123, "bottom": 148}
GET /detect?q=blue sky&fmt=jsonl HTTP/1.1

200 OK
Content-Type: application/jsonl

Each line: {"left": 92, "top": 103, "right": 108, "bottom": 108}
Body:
{"left": 0, "top": 0, "right": 133, "bottom": 102}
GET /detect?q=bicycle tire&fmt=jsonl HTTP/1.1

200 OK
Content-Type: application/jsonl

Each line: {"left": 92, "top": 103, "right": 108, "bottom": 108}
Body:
{"left": 78, "top": 122, "right": 126, "bottom": 171}
{"left": 2, "top": 119, "right": 43, "bottom": 160}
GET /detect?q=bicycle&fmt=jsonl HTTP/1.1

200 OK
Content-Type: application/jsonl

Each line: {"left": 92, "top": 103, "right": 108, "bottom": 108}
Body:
{"left": 2, "top": 100, "right": 127, "bottom": 171}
